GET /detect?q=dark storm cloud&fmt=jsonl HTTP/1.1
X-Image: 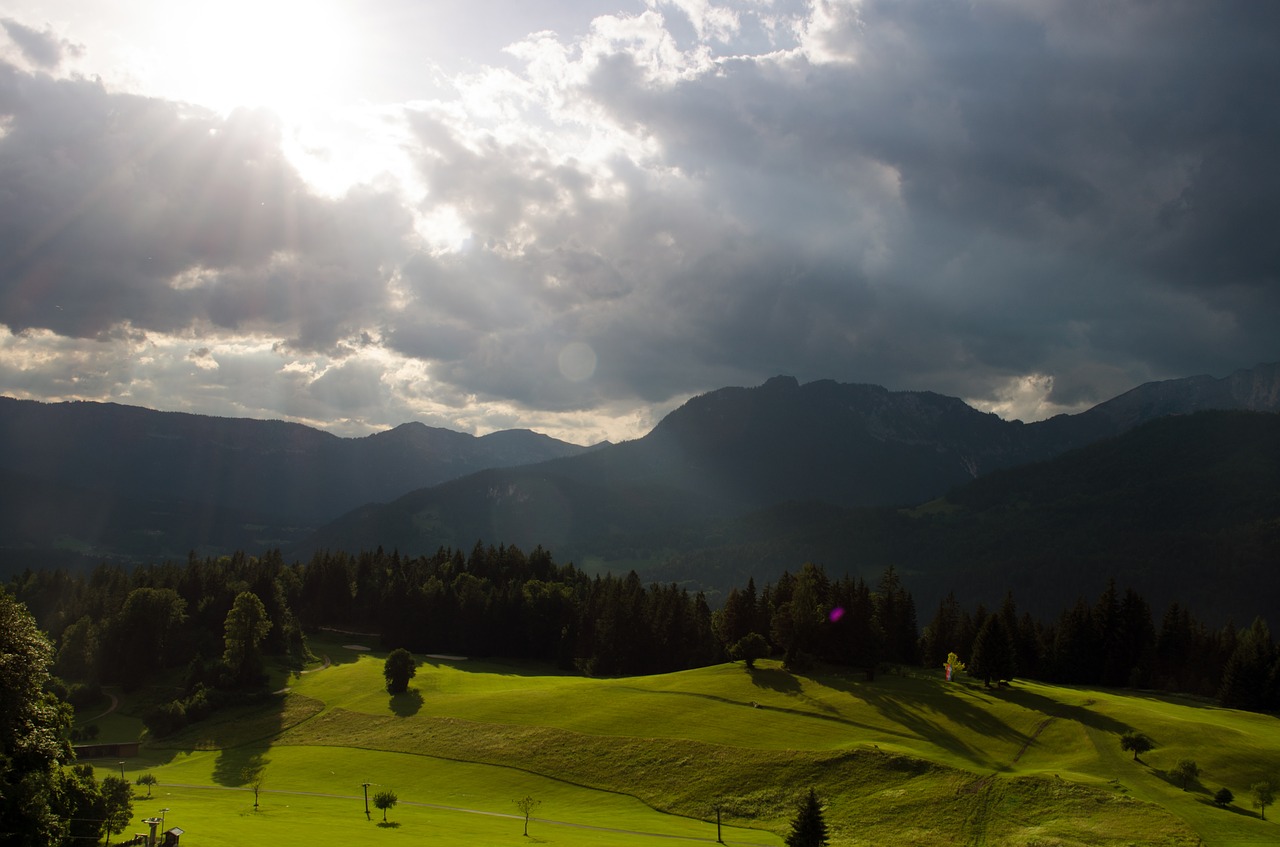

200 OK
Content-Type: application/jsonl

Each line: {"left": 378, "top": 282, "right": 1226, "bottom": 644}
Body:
{"left": 1, "top": 19, "right": 82, "bottom": 69}
{"left": 0, "top": 63, "right": 410, "bottom": 351}
{"left": 547, "top": 0, "right": 1280, "bottom": 407}
{"left": 4, "top": 1, "right": 1278, "bottom": 436}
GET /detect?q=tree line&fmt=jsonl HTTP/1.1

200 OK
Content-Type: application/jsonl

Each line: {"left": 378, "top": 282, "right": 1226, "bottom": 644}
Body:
{"left": 8, "top": 544, "right": 1279, "bottom": 722}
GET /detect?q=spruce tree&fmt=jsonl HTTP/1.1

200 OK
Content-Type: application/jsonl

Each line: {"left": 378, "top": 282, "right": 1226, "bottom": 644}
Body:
{"left": 785, "top": 787, "right": 829, "bottom": 847}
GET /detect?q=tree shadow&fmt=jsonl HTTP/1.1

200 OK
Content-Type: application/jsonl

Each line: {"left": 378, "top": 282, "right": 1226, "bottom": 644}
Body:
{"left": 847, "top": 680, "right": 1028, "bottom": 770}
{"left": 1196, "top": 798, "right": 1264, "bottom": 819}
{"left": 1153, "top": 768, "right": 1207, "bottom": 795}
{"left": 389, "top": 689, "right": 423, "bottom": 717}
{"left": 748, "top": 666, "right": 802, "bottom": 695}
{"left": 992, "top": 686, "right": 1134, "bottom": 736}
{"left": 376, "top": 821, "right": 401, "bottom": 828}
{"left": 212, "top": 746, "right": 270, "bottom": 789}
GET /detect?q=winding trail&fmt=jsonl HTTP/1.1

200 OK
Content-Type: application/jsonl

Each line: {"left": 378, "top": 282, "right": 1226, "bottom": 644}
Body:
{"left": 162, "top": 783, "right": 777, "bottom": 845}
{"left": 82, "top": 689, "right": 121, "bottom": 724}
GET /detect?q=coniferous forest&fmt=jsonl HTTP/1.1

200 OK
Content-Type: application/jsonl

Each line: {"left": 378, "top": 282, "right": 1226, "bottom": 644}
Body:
{"left": 8, "top": 542, "right": 1279, "bottom": 740}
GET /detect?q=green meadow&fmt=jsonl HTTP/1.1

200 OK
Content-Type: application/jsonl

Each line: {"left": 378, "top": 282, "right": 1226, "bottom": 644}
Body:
{"left": 82, "top": 635, "right": 1280, "bottom": 846}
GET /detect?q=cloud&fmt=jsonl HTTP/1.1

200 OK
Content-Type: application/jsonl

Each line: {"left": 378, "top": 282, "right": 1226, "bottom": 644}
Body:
{"left": 1, "top": 18, "right": 83, "bottom": 69}
{"left": 0, "top": 64, "right": 412, "bottom": 351}
{"left": 1, "top": 2, "right": 1278, "bottom": 443}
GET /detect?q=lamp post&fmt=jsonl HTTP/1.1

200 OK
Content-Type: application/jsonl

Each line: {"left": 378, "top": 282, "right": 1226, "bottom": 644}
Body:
{"left": 118, "top": 761, "right": 125, "bottom": 780}
{"left": 362, "top": 783, "right": 371, "bottom": 820}
{"left": 160, "top": 808, "right": 169, "bottom": 833}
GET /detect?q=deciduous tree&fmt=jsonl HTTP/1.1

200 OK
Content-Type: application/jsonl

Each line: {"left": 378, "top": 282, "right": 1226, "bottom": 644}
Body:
{"left": 1119, "top": 730, "right": 1155, "bottom": 761}
{"left": 1253, "top": 780, "right": 1275, "bottom": 820}
{"left": 730, "top": 632, "right": 770, "bottom": 669}
{"left": 514, "top": 795, "right": 541, "bottom": 836}
{"left": 1170, "top": 759, "right": 1199, "bottom": 790}
{"left": 224, "top": 591, "right": 272, "bottom": 687}
{"left": 384, "top": 648, "right": 417, "bottom": 694}
{"left": 374, "top": 789, "right": 398, "bottom": 822}
{"left": 0, "top": 591, "right": 73, "bottom": 846}
{"left": 101, "top": 775, "right": 135, "bottom": 844}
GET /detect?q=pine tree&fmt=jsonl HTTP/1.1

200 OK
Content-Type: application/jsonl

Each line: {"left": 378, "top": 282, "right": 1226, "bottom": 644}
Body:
{"left": 785, "top": 787, "right": 829, "bottom": 847}
{"left": 970, "top": 614, "right": 1015, "bottom": 687}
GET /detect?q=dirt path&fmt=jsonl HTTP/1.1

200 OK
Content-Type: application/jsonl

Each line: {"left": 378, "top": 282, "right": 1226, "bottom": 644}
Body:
{"left": 82, "top": 689, "right": 120, "bottom": 724}
{"left": 163, "top": 783, "right": 777, "bottom": 845}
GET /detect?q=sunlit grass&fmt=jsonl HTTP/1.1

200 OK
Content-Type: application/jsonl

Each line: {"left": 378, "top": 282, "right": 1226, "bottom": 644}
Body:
{"left": 79, "top": 644, "right": 1280, "bottom": 846}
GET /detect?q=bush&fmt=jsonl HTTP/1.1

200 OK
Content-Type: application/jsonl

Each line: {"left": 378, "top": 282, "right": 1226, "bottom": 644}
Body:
{"left": 66, "top": 682, "right": 106, "bottom": 709}
{"left": 143, "top": 700, "right": 188, "bottom": 737}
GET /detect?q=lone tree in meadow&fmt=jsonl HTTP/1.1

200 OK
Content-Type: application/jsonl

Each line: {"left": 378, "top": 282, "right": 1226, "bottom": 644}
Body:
{"left": 1170, "top": 759, "right": 1200, "bottom": 790}
{"left": 1253, "top": 780, "right": 1275, "bottom": 820}
{"left": 514, "top": 795, "right": 541, "bottom": 836}
{"left": 242, "top": 763, "right": 267, "bottom": 810}
{"left": 785, "top": 787, "right": 829, "bottom": 847}
{"left": 374, "top": 789, "right": 399, "bottom": 822}
{"left": 136, "top": 772, "right": 158, "bottom": 797}
{"left": 1119, "top": 730, "right": 1155, "bottom": 761}
{"left": 731, "top": 633, "right": 770, "bottom": 670}
{"left": 1214, "top": 787, "right": 1234, "bottom": 807}
{"left": 384, "top": 648, "right": 417, "bottom": 694}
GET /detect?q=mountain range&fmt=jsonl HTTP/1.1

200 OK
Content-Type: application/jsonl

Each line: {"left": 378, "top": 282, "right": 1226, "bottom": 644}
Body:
{"left": 2, "top": 363, "right": 1278, "bottom": 620}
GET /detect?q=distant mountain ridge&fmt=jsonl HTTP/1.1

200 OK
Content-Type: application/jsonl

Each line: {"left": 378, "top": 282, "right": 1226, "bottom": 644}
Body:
{"left": 0, "top": 398, "right": 591, "bottom": 569}
{"left": 2, "top": 362, "right": 1277, "bottom": 585}
{"left": 300, "top": 362, "right": 1280, "bottom": 563}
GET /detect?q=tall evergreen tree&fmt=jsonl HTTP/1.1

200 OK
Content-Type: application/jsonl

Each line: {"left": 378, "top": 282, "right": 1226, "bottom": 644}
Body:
{"left": 970, "top": 614, "right": 1015, "bottom": 687}
{"left": 1219, "top": 617, "right": 1278, "bottom": 711}
{"left": 785, "top": 787, "right": 829, "bottom": 847}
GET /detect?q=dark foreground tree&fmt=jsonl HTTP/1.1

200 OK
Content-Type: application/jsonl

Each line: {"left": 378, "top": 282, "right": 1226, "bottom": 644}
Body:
{"left": 102, "top": 775, "right": 135, "bottom": 844}
{"left": 731, "top": 633, "right": 770, "bottom": 669}
{"left": 223, "top": 591, "right": 272, "bottom": 687}
{"left": 54, "top": 764, "right": 106, "bottom": 847}
{"left": 969, "top": 614, "right": 1015, "bottom": 687}
{"left": 514, "top": 795, "right": 541, "bottom": 836}
{"left": 1119, "top": 730, "right": 1155, "bottom": 761}
{"left": 785, "top": 787, "right": 829, "bottom": 847}
{"left": 0, "top": 591, "right": 74, "bottom": 846}
{"left": 384, "top": 648, "right": 417, "bottom": 694}
{"left": 374, "top": 789, "right": 398, "bottom": 822}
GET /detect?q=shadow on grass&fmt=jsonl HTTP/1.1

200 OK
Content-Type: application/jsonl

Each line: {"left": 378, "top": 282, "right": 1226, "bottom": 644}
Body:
{"left": 748, "top": 666, "right": 802, "bottom": 695}
{"left": 844, "top": 679, "right": 1028, "bottom": 770}
{"left": 389, "top": 689, "right": 424, "bottom": 717}
{"left": 212, "top": 747, "right": 270, "bottom": 788}
{"left": 1196, "top": 798, "right": 1265, "bottom": 819}
{"left": 992, "top": 685, "right": 1133, "bottom": 736}
{"left": 376, "top": 821, "right": 401, "bottom": 828}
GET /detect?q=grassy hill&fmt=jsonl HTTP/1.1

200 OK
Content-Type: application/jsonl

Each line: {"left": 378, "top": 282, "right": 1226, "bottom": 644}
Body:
{"left": 81, "top": 636, "right": 1280, "bottom": 846}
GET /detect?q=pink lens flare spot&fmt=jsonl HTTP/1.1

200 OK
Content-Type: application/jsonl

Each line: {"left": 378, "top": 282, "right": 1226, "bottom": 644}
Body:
{"left": 829, "top": 607, "right": 845, "bottom": 623}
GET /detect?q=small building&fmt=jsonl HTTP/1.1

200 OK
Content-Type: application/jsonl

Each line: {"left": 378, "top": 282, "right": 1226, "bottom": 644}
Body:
{"left": 72, "top": 741, "right": 141, "bottom": 759}
{"left": 163, "top": 828, "right": 184, "bottom": 847}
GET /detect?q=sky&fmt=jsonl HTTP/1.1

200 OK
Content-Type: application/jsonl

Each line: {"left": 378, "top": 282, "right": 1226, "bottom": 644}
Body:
{"left": 0, "top": 0, "right": 1276, "bottom": 445}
